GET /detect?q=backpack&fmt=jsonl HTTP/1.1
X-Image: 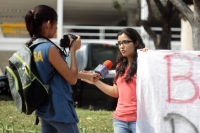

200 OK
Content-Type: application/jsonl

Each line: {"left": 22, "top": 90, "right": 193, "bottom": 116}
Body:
{"left": 5, "top": 38, "right": 63, "bottom": 122}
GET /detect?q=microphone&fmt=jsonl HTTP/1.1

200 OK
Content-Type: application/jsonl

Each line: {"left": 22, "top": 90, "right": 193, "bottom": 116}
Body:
{"left": 94, "top": 60, "right": 113, "bottom": 79}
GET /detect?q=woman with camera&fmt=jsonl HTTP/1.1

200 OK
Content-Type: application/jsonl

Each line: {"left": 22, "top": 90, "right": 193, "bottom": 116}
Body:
{"left": 25, "top": 5, "right": 100, "bottom": 133}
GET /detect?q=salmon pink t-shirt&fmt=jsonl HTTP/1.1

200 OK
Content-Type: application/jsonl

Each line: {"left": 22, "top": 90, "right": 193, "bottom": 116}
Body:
{"left": 113, "top": 69, "right": 137, "bottom": 121}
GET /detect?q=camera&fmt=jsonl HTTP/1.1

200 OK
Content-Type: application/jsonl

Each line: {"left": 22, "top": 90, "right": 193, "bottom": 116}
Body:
{"left": 60, "top": 34, "right": 77, "bottom": 48}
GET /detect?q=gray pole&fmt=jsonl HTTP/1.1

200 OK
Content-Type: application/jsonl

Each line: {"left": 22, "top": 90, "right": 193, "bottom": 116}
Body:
{"left": 140, "top": 0, "right": 150, "bottom": 48}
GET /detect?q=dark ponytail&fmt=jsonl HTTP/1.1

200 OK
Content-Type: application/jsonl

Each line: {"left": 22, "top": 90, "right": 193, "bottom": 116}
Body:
{"left": 25, "top": 11, "right": 35, "bottom": 37}
{"left": 24, "top": 5, "right": 57, "bottom": 46}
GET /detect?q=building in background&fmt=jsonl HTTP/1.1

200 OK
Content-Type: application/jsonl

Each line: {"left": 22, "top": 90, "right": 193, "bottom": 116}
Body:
{"left": 0, "top": 0, "right": 182, "bottom": 71}
{"left": 0, "top": 0, "right": 139, "bottom": 26}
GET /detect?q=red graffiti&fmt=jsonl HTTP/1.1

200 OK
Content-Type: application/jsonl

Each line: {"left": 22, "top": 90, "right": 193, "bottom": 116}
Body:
{"left": 164, "top": 53, "right": 199, "bottom": 104}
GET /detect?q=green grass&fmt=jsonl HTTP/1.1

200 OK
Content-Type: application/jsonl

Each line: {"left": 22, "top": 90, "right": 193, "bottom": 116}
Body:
{"left": 0, "top": 101, "right": 114, "bottom": 133}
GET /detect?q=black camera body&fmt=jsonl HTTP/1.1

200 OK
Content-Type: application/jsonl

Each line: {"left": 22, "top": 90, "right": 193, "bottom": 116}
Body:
{"left": 60, "top": 34, "right": 77, "bottom": 48}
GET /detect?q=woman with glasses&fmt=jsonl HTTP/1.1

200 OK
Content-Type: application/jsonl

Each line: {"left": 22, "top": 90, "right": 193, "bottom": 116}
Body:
{"left": 82, "top": 28, "right": 148, "bottom": 133}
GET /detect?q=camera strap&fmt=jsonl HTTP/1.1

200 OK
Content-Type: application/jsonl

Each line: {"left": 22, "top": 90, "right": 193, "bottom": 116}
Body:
{"left": 69, "top": 39, "right": 76, "bottom": 50}
{"left": 33, "top": 34, "right": 67, "bottom": 57}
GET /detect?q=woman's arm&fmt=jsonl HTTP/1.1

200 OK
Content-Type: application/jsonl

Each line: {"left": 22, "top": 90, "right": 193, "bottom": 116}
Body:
{"left": 78, "top": 71, "right": 101, "bottom": 82}
{"left": 48, "top": 46, "right": 77, "bottom": 84}
{"left": 48, "top": 35, "right": 81, "bottom": 85}
{"left": 81, "top": 76, "right": 119, "bottom": 98}
{"left": 94, "top": 81, "right": 119, "bottom": 98}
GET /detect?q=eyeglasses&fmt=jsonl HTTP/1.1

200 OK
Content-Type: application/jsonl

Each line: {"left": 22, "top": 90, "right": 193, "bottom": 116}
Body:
{"left": 116, "top": 40, "right": 133, "bottom": 47}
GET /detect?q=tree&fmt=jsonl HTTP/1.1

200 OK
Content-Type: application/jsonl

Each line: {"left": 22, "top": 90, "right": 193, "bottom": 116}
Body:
{"left": 142, "top": 0, "right": 180, "bottom": 49}
{"left": 113, "top": 0, "right": 180, "bottom": 50}
{"left": 169, "top": 0, "right": 200, "bottom": 50}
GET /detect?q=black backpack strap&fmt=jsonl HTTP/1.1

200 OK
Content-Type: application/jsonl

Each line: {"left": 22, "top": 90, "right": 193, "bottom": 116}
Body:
{"left": 46, "top": 66, "right": 56, "bottom": 115}
{"left": 30, "top": 35, "right": 66, "bottom": 115}
{"left": 29, "top": 36, "right": 60, "bottom": 125}
{"left": 34, "top": 67, "right": 55, "bottom": 125}
{"left": 35, "top": 116, "right": 39, "bottom": 125}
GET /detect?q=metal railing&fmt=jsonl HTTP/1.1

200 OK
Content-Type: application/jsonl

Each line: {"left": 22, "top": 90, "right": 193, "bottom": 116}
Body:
{"left": 0, "top": 25, "right": 181, "bottom": 51}
{"left": 62, "top": 25, "right": 181, "bottom": 50}
{"left": 63, "top": 25, "right": 181, "bottom": 41}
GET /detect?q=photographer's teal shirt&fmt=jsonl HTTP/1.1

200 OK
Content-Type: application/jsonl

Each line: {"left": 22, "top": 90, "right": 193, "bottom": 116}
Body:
{"left": 33, "top": 41, "right": 78, "bottom": 123}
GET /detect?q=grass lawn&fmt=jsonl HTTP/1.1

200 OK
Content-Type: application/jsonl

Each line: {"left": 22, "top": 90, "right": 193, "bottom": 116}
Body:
{"left": 0, "top": 101, "right": 114, "bottom": 133}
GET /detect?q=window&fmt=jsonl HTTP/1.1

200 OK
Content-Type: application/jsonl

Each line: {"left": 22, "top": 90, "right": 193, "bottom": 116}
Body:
{"left": 91, "top": 44, "right": 118, "bottom": 70}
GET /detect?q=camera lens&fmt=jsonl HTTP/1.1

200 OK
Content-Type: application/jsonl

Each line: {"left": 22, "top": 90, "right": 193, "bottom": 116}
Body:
{"left": 59, "top": 34, "right": 77, "bottom": 48}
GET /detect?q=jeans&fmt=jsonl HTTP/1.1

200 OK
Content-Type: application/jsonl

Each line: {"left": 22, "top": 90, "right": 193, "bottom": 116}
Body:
{"left": 113, "top": 118, "right": 136, "bottom": 133}
{"left": 41, "top": 118, "right": 80, "bottom": 133}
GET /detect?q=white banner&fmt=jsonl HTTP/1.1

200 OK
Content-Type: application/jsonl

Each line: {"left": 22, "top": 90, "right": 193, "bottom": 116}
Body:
{"left": 137, "top": 50, "right": 200, "bottom": 133}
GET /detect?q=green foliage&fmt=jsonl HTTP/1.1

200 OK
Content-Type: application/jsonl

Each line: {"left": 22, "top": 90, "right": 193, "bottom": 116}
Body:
{"left": 113, "top": 1, "right": 121, "bottom": 11}
{"left": 112, "top": 0, "right": 130, "bottom": 11}
{"left": 0, "top": 101, "right": 114, "bottom": 133}
{"left": 179, "top": 13, "right": 188, "bottom": 21}
{"left": 155, "top": 12, "right": 162, "bottom": 21}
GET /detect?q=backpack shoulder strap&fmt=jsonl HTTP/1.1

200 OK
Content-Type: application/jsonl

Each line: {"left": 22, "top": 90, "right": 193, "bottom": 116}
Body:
{"left": 29, "top": 38, "right": 57, "bottom": 118}
{"left": 29, "top": 38, "right": 48, "bottom": 48}
{"left": 30, "top": 36, "right": 66, "bottom": 57}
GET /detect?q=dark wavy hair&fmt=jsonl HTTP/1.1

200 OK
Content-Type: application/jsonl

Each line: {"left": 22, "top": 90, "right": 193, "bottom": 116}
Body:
{"left": 24, "top": 5, "right": 57, "bottom": 46}
{"left": 114, "top": 28, "right": 145, "bottom": 83}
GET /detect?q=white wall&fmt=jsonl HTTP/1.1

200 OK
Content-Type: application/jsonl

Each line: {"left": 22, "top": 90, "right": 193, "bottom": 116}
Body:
{"left": 181, "top": 5, "right": 193, "bottom": 50}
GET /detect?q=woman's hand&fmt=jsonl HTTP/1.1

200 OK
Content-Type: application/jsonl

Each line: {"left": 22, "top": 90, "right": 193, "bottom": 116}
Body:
{"left": 140, "top": 47, "right": 149, "bottom": 52}
{"left": 69, "top": 35, "right": 81, "bottom": 52}
{"left": 79, "top": 70, "right": 101, "bottom": 84}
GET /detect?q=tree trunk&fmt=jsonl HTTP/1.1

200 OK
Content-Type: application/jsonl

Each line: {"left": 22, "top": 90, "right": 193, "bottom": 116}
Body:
{"left": 158, "top": 22, "right": 172, "bottom": 49}
{"left": 192, "top": 22, "right": 200, "bottom": 50}
{"left": 169, "top": 0, "right": 200, "bottom": 50}
{"left": 141, "top": 20, "right": 158, "bottom": 49}
{"left": 189, "top": 1, "right": 200, "bottom": 50}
